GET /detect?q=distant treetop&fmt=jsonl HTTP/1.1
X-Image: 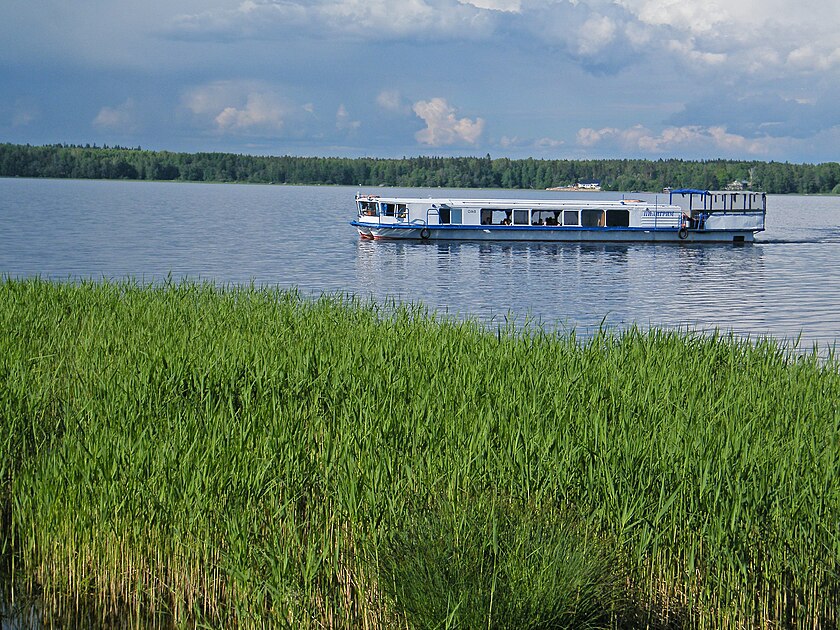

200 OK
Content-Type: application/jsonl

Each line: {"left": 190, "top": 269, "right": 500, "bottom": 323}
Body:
{"left": 0, "top": 143, "right": 838, "bottom": 194}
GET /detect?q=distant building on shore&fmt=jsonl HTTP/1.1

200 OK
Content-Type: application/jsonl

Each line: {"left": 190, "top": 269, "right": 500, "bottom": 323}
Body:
{"left": 546, "top": 178, "right": 602, "bottom": 192}
{"left": 726, "top": 179, "right": 750, "bottom": 191}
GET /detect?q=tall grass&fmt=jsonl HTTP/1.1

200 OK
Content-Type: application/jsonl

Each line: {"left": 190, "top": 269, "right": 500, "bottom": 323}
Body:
{"left": 1, "top": 278, "right": 838, "bottom": 628}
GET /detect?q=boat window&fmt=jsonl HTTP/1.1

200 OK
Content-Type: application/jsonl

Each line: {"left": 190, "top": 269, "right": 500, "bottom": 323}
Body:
{"left": 359, "top": 201, "right": 378, "bottom": 216}
{"left": 381, "top": 203, "right": 395, "bottom": 216}
{"left": 606, "top": 209, "right": 630, "bottom": 227}
{"left": 563, "top": 210, "right": 579, "bottom": 226}
{"left": 532, "top": 210, "right": 558, "bottom": 225}
{"left": 581, "top": 209, "right": 604, "bottom": 227}
{"left": 437, "top": 207, "right": 462, "bottom": 225}
{"left": 496, "top": 209, "right": 512, "bottom": 225}
{"left": 396, "top": 204, "right": 407, "bottom": 219}
{"left": 514, "top": 209, "right": 529, "bottom": 225}
{"left": 481, "top": 209, "right": 512, "bottom": 225}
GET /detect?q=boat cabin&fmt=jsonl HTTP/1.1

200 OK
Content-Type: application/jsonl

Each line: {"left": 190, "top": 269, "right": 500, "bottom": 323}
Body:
{"left": 355, "top": 196, "right": 683, "bottom": 230}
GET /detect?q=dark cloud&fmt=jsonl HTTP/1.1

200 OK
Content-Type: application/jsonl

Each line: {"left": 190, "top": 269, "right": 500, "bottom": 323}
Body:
{"left": 668, "top": 94, "right": 840, "bottom": 140}
{"left": 2, "top": 0, "right": 840, "bottom": 160}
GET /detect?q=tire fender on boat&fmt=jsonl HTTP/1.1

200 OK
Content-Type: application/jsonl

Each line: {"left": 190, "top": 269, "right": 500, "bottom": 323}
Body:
{"left": 678, "top": 226, "right": 689, "bottom": 240}
{"left": 420, "top": 227, "right": 431, "bottom": 240}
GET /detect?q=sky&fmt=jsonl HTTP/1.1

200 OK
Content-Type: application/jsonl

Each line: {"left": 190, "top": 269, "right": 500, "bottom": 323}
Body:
{"left": 1, "top": 0, "right": 839, "bottom": 162}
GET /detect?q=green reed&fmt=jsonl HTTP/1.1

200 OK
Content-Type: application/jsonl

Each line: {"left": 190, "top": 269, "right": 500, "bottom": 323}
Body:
{"left": 1, "top": 278, "right": 838, "bottom": 628}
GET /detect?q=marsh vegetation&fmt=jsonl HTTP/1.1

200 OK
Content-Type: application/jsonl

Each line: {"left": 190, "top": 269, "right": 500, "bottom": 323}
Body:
{"left": 1, "top": 279, "right": 838, "bottom": 627}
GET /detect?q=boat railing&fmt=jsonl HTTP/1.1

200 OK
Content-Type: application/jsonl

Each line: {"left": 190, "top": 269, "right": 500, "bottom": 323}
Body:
{"left": 669, "top": 189, "right": 766, "bottom": 213}
{"left": 426, "top": 207, "right": 439, "bottom": 226}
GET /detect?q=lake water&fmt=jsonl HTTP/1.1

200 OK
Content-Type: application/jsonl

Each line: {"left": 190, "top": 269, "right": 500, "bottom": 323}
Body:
{"left": 2, "top": 177, "right": 839, "bottom": 351}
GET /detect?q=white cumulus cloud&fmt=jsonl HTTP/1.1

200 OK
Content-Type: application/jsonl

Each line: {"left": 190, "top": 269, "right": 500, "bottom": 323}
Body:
{"left": 459, "top": 0, "right": 521, "bottom": 12}
{"left": 576, "top": 14, "right": 617, "bottom": 56}
{"left": 535, "top": 136, "right": 564, "bottom": 149}
{"left": 336, "top": 104, "right": 361, "bottom": 132}
{"left": 93, "top": 99, "right": 138, "bottom": 132}
{"left": 413, "top": 98, "right": 485, "bottom": 146}
{"left": 215, "top": 94, "right": 285, "bottom": 132}
{"left": 615, "top": 0, "right": 728, "bottom": 34}
{"left": 786, "top": 45, "right": 840, "bottom": 72}
{"left": 577, "top": 127, "right": 620, "bottom": 147}
{"left": 183, "top": 82, "right": 290, "bottom": 134}
{"left": 666, "top": 39, "right": 727, "bottom": 66}
{"left": 578, "top": 123, "right": 771, "bottom": 155}
{"left": 615, "top": 0, "right": 840, "bottom": 73}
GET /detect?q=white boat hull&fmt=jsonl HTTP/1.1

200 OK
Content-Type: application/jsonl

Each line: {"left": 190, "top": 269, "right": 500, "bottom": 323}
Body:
{"left": 353, "top": 223, "right": 756, "bottom": 243}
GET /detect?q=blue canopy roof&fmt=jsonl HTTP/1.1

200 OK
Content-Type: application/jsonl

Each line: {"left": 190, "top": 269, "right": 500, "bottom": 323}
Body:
{"left": 669, "top": 188, "right": 709, "bottom": 195}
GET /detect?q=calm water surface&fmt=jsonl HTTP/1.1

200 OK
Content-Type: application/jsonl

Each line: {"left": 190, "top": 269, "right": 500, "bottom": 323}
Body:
{"left": 2, "top": 178, "right": 839, "bottom": 350}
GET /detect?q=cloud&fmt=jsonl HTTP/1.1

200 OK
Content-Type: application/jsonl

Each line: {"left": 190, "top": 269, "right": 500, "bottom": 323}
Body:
{"left": 93, "top": 99, "right": 138, "bottom": 132}
{"left": 170, "top": 0, "right": 498, "bottom": 42}
{"left": 459, "top": 0, "right": 521, "bottom": 12}
{"left": 500, "top": 135, "right": 564, "bottom": 151}
{"left": 534, "top": 136, "right": 565, "bottom": 149}
{"left": 5, "top": 0, "right": 840, "bottom": 161}
{"left": 577, "top": 124, "right": 771, "bottom": 156}
{"left": 11, "top": 101, "right": 38, "bottom": 128}
{"left": 576, "top": 14, "right": 617, "bottom": 56}
{"left": 164, "top": 0, "right": 840, "bottom": 81}
{"left": 13, "top": 111, "right": 36, "bottom": 127}
{"left": 666, "top": 39, "right": 727, "bottom": 66}
{"left": 704, "top": 126, "right": 770, "bottom": 154}
{"left": 183, "top": 82, "right": 292, "bottom": 135}
{"left": 376, "top": 89, "right": 408, "bottom": 113}
{"left": 614, "top": 0, "right": 840, "bottom": 74}
{"left": 577, "top": 127, "right": 621, "bottom": 148}
{"left": 499, "top": 135, "right": 522, "bottom": 148}
{"left": 412, "top": 98, "right": 485, "bottom": 146}
{"left": 336, "top": 104, "right": 361, "bottom": 132}
{"left": 667, "top": 94, "right": 840, "bottom": 140}
{"left": 615, "top": 0, "right": 728, "bottom": 34}
{"left": 786, "top": 45, "right": 840, "bottom": 72}
{"left": 215, "top": 94, "right": 285, "bottom": 132}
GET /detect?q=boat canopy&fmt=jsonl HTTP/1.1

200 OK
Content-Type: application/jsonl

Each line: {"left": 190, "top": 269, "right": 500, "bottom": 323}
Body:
{"left": 669, "top": 189, "right": 709, "bottom": 195}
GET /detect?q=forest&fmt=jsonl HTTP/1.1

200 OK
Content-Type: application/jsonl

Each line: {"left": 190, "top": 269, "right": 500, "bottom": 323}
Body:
{"left": 2, "top": 142, "right": 839, "bottom": 194}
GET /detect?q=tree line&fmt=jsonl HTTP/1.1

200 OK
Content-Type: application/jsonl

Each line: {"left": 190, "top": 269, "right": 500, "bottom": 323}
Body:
{"left": 2, "top": 142, "right": 839, "bottom": 194}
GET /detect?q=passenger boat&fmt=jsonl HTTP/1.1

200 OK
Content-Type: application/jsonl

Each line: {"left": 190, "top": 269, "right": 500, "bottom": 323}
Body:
{"left": 351, "top": 189, "right": 766, "bottom": 243}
